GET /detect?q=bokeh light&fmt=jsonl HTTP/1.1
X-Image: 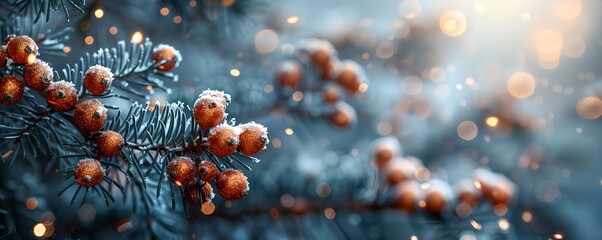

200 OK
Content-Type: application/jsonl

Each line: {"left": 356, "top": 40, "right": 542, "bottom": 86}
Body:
{"left": 439, "top": 10, "right": 467, "bottom": 37}
{"left": 576, "top": 96, "right": 602, "bottom": 119}
{"left": 507, "top": 72, "right": 536, "bottom": 99}
{"left": 457, "top": 121, "right": 478, "bottom": 141}
{"left": 255, "top": 29, "right": 279, "bottom": 54}
{"left": 131, "top": 31, "right": 143, "bottom": 44}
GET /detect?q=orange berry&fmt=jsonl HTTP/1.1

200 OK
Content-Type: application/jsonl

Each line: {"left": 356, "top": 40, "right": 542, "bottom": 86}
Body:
{"left": 488, "top": 175, "right": 515, "bottom": 206}
{"left": 237, "top": 122, "right": 269, "bottom": 156}
{"left": 312, "top": 48, "right": 330, "bottom": 67}
{"left": 45, "top": 81, "right": 78, "bottom": 112}
{"left": 83, "top": 65, "right": 114, "bottom": 95}
{"left": 336, "top": 61, "right": 364, "bottom": 94}
{"left": 167, "top": 157, "right": 196, "bottom": 186}
{"left": 74, "top": 158, "right": 105, "bottom": 188}
{"left": 199, "top": 89, "right": 231, "bottom": 108}
{"left": 207, "top": 124, "right": 240, "bottom": 157}
{"left": 302, "top": 39, "right": 335, "bottom": 68}
{"left": 97, "top": 131, "right": 124, "bottom": 157}
{"left": 0, "top": 47, "right": 6, "bottom": 67}
{"left": 454, "top": 179, "right": 482, "bottom": 206}
{"left": 193, "top": 94, "right": 226, "bottom": 129}
{"left": 6, "top": 35, "right": 38, "bottom": 65}
{"left": 23, "top": 60, "right": 53, "bottom": 90}
{"left": 382, "top": 158, "right": 417, "bottom": 185}
{"left": 73, "top": 100, "right": 107, "bottom": 133}
{"left": 196, "top": 160, "right": 218, "bottom": 182}
{"left": 216, "top": 169, "right": 249, "bottom": 201}
{"left": 277, "top": 61, "right": 302, "bottom": 87}
{"left": 392, "top": 181, "right": 423, "bottom": 212}
{"left": 0, "top": 76, "right": 24, "bottom": 105}
{"left": 152, "top": 44, "right": 180, "bottom": 72}
{"left": 322, "top": 84, "right": 342, "bottom": 103}
{"left": 371, "top": 137, "right": 402, "bottom": 169}
{"left": 424, "top": 180, "right": 453, "bottom": 215}
{"left": 329, "top": 102, "right": 356, "bottom": 128}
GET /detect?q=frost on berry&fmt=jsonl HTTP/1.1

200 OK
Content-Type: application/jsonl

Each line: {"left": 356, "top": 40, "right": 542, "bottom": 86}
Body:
{"left": 6, "top": 35, "right": 38, "bottom": 65}
{"left": 3, "top": 34, "right": 15, "bottom": 45}
{"left": 329, "top": 102, "right": 357, "bottom": 128}
{"left": 371, "top": 137, "right": 402, "bottom": 169}
{"left": 216, "top": 169, "right": 249, "bottom": 201}
{"left": 152, "top": 44, "right": 181, "bottom": 72}
{"left": 196, "top": 160, "right": 218, "bottom": 182}
{"left": 423, "top": 179, "right": 453, "bottom": 214}
{"left": 45, "top": 80, "right": 78, "bottom": 112}
{"left": 335, "top": 60, "right": 366, "bottom": 94}
{"left": 74, "top": 100, "right": 107, "bottom": 133}
{"left": 199, "top": 89, "right": 231, "bottom": 107}
{"left": 23, "top": 60, "right": 53, "bottom": 90}
{"left": 97, "top": 131, "right": 125, "bottom": 157}
{"left": 207, "top": 124, "right": 240, "bottom": 157}
{"left": 322, "top": 84, "right": 342, "bottom": 103}
{"left": 299, "top": 38, "right": 336, "bottom": 68}
{"left": 193, "top": 93, "right": 227, "bottom": 129}
{"left": 237, "top": 122, "right": 269, "bottom": 156}
{"left": 382, "top": 157, "right": 421, "bottom": 185}
{"left": 454, "top": 179, "right": 482, "bottom": 206}
{"left": 0, "top": 75, "right": 24, "bottom": 105}
{"left": 74, "top": 158, "right": 105, "bottom": 188}
{"left": 392, "top": 181, "right": 423, "bottom": 213}
{"left": 167, "top": 157, "right": 196, "bottom": 186}
{"left": 472, "top": 171, "right": 515, "bottom": 206}
{"left": 84, "top": 65, "right": 114, "bottom": 95}
{"left": 277, "top": 61, "right": 302, "bottom": 87}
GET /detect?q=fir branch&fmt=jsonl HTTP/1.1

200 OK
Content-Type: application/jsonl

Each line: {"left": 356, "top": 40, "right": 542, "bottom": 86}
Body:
{"left": 0, "top": 92, "right": 61, "bottom": 168}
{"left": 8, "top": 0, "right": 85, "bottom": 23}
{"left": 55, "top": 39, "right": 176, "bottom": 100}
{"left": 101, "top": 102, "right": 199, "bottom": 192}
{"left": 1, "top": 35, "right": 179, "bottom": 190}
{"left": 0, "top": 14, "right": 72, "bottom": 57}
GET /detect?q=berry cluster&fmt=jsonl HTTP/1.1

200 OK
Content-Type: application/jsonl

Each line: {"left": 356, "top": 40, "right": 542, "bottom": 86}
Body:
{"left": 0, "top": 33, "right": 181, "bottom": 202}
{"left": 275, "top": 38, "right": 368, "bottom": 128}
{"left": 68, "top": 80, "right": 268, "bottom": 207}
{"left": 67, "top": 45, "right": 182, "bottom": 198}
{"left": 1, "top": 35, "right": 39, "bottom": 105}
{"left": 372, "top": 137, "right": 515, "bottom": 216}
{"left": 168, "top": 89, "right": 269, "bottom": 205}
{"left": 67, "top": 90, "right": 269, "bottom": 209}
{"left": 1, "top": 34, "right": 268, "bottom": 210}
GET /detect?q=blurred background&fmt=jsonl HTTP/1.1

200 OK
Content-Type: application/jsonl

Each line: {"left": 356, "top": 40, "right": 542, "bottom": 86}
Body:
{"left": 1, "top": 0, "right": 602, "bottom": 239}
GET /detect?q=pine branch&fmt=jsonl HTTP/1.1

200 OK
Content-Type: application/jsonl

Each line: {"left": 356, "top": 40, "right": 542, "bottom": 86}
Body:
{"left": 82, "top": 97, "right": 266, "bottom": 211}
{"left": 0, "top": 34, "right": 183, "bottom": 210}
{"left": 56, "top": 39, "right": 176, "bottom": 100}
{"left": 0, "top": 15, "right": 72, "bottom": 57}
{"left": 0, "top": 90, "right": 62, "bottom": 169}
{"left": 7, "top": 0, "right": 85, "bottom": 23}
